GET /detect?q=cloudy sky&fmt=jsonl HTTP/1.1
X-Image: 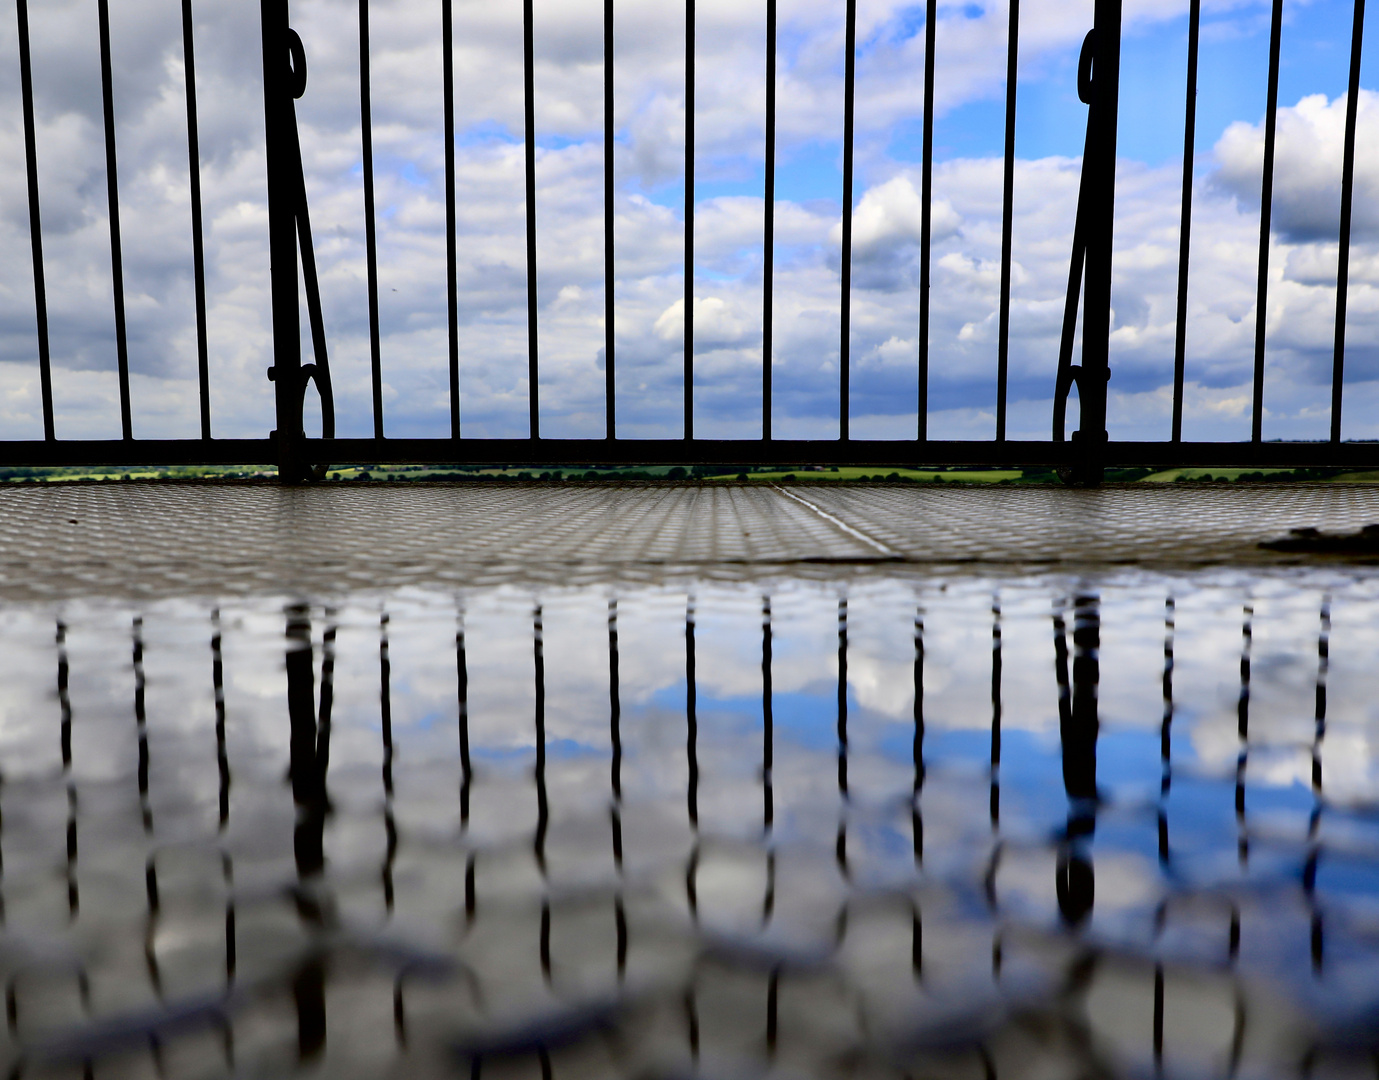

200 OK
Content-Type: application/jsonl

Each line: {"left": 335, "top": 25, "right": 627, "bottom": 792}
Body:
{"left": 0, "top": 0, "right": 1375, "bottom": 445}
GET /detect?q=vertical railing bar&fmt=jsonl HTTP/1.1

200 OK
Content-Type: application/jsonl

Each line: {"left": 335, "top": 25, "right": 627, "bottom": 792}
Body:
{"left": 15, "top": 0, "right": 53, "bottom": 440}
{"left": 263, "top": 0, "right": 302, "bottom": 477}
{"left": 360, "top": 0, "right": 385, "bottom": 439}
{"left": 762, "top": 0, "right": 776, "bottom": 441}
{"left": 1074, "top": 0, "right": 1120, "bottom": 483}
{"left": 1331, "top": 0, "right": 1366, "bottom": 443}
{"left": 995, "top": 0, "right": 1019, "bottom": 443}
{"left": 181, "top": 0, "right": 211, "bottom": 440}
{"left": 604, "top": 0, "right": 615, "bottom": 439}
{"left": 839, "top": 0, "right": 856, "bottom": 442}
{"left": 443, "top": 0, "right": 460, "bottom": 438}
{"left": 1251, "top": 0, "right": 1283, "bottom": 444}
{"left": 97, "top": 0, "right": 132, "bottom": 440}
{"left": 684, "top": 0, "right": 695, "bottom": 440}
{"left": 524, "top": 0, "right": 540, "bottom": 439}
{"left": 1171, "top": 0, "right": 1201, "bottom": 444}
{"left": 917, "top": 0, "right": 935, "bottom": 443}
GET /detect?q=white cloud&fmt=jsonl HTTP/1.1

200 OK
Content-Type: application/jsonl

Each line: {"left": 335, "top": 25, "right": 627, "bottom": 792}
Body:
{"left": 1214, "top": 89, "right": 1379, "bottom": 242}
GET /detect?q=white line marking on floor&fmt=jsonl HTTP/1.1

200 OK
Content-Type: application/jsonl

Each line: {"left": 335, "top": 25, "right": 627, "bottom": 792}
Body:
{"left": 767, "top": 485, "right": 899, "bottom": 557}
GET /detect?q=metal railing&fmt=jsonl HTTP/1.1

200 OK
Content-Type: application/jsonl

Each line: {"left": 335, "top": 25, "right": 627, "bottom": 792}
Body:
{"left": 4, "top": 0, "right": 1372, "bottom": 482}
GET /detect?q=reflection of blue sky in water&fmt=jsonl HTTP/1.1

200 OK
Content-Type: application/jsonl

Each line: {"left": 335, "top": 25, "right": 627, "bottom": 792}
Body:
{"left": 0, "top": 568, "right": 1377, "bottom": 1072}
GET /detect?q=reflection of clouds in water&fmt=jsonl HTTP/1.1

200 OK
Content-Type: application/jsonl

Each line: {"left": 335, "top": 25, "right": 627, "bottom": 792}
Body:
{"left": 0, "top": 568, "right": 1375, "bottom": 1075}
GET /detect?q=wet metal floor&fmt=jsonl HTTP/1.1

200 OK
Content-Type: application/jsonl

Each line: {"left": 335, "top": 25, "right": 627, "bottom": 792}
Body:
{"left": 1, "top": 481, "right": 1378, "bottom": 598}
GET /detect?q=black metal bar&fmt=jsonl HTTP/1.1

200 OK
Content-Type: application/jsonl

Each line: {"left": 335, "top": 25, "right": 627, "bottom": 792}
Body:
{"left": 605, "top": 0, "right": 615, "bottom": 439}
{"left": 1053, "top": 114, "right": 1090, "bottom": 445}
{"left": 684, "top": 0, "right": 695, "bottom": 440}
{"left": 1331, "top": 0, "right": 1366, "bottom": 442}
{"left": 1074, "top": 0, "right": 1122, "bottom": 484}
{"left": 182, "top": 0, "right": 211, "bottom": 440}
{"left": 917, "top": 0, "right": 935, "bottom": 442}
{"left": 6, "top": 435, "right": 1379, "bottom": 470}
{"left": 263, "top": 0, "right": 303, "bottom": 478}
{"left": 1171, "top": 0, "right": 1201, "bottom": 443}
{"left": 524, "top": 0, "right": 539, "bottom": 439}
{"left": 1252, "top": 0, "right": 1283, "bottom": 443}
{"left": 763, "top": 0, "right": 776, "bottom": 441}
{"left": 361, "top": 0, "right": 384, "bottom": 439}
{"left": 97, "top": 0, "right": 132, "bottom": 440}
{"left": 839, "top": 0, "right": 856, "bottom": 442}
{"left": 995, "top": 0, "right": 1019, "bottom": 442}
{"left": 16, "top": 0, "right": 53, "bottom": 440}
{"left": 284, "top": 103, "right": 336, "bottom": 444}
{"left": 443, "top": 0, "right": 460, "bottom": 438}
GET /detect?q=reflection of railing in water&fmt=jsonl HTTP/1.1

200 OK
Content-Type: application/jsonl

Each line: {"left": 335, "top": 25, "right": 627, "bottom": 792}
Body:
{"left": 5, "top": 589, "right": 1362, "bottom": 1075}
{"left": 1051, "top": 593, "right": 1098, "bottom": 927}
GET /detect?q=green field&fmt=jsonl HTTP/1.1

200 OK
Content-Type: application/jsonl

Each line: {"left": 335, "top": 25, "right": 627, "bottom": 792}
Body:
{"left": 0, "top": 463, "right": 1365, "bottom": 484}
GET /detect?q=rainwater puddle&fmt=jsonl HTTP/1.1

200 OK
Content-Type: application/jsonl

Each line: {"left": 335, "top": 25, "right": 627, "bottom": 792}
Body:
{"left": 1, "top": 568, "right": 1378, "bottom": 1078}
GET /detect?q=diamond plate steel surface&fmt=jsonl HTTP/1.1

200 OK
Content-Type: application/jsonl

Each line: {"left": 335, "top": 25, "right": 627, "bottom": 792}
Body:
{"left": 1, "top": 481, "right": 1377, "bottom": 598}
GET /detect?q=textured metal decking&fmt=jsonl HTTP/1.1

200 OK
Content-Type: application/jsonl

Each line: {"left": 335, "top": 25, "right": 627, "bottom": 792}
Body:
{"left": 2, "top": 481, "right": 1379, "bottom": 598}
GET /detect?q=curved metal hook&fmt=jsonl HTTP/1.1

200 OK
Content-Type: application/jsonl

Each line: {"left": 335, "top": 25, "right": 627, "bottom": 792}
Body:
{"left": 276, "top": 28, "right": 334, "bottom": 479}
{"left": 1077, "top": 30, "right": 1096, "bottom": 105}
{"left": 287, "top": 29, "right": 308, "bottom": 99}
{"left": 299, "top": 364, "right": 335, "bottom": 441}
{"left": 1054, "top": 30, "right": 1099, "bottom": 445}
